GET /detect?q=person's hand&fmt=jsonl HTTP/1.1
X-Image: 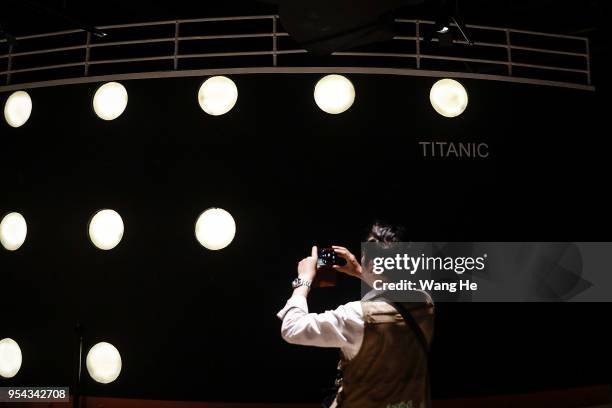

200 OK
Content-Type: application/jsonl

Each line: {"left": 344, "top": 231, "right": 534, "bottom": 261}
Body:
{"left": 332, "top": 246, "right": 363, "bottom": 279}
{"left": 297, "top": 245, "right": 318, "bottom": 281}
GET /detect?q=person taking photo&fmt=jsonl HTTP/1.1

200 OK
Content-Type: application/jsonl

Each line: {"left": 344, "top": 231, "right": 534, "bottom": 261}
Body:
{"left": 277, "top": 222, "right": 435, "bottom": 408}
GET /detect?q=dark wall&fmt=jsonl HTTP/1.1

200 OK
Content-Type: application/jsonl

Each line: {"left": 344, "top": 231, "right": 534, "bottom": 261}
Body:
{"left": 1, "top": 74, "right": 610, "bottom": 402}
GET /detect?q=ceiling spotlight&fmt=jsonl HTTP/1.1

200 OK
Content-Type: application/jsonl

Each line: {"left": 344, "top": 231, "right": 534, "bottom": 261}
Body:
{"left": 314, "top": 74, "right": 355, "bottom": 114}
{"left": 0, "top": 338, "right": 22, "bottom": 379}
{"left": 428, "top": 0, "right": 473, "bottom": 46}
{"left": 0, "top": 212, "right": 27, "bottom": 251}
{"left": 195, "top": 208, "right": 236, "bottom": 250}
{"left": 430, "top": 78, "right": 468, "bottom": 118}
{"left": 86, "top": 342, "right": 122, "bottom": 384}
{"left": 430, "top": 12, "right": 456, "bottom": 47}
{"left": 93, "top": 82, "right": 128, "bottom": 120}
{"left": 197, "top": 76, "right": 238, "bottom": 116}
{"left": 88, "top": 209, "right": 124, "bottom": 250}
{"left": 4, "top": 91, "right": 32, "bottom": 128}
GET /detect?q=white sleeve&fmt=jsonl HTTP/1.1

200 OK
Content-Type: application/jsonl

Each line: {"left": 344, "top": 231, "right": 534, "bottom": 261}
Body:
{"left": 277, "top": 295, "right": 364, "bottom": 348}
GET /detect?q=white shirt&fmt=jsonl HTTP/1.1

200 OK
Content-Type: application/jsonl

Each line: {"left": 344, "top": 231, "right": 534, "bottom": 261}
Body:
{"left": 277, "top": 295, "right": 365, "bottom": 360}
{"left": 277, "top": 290, "right": 433, "bottom": 360}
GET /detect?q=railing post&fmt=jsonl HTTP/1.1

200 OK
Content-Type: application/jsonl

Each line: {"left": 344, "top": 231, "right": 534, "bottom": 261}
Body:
{"left": 585, "top": 38, "right": 591, "bottom": 85}
{"left": 415, "top": 20, "right": 421, "bottom": 69}
{"left": 505, "top": 29, "right": 513, "bottom": 76}
{"left": 272, "top": 16, "right": 278, "bottom": 67}
{"left": 7, "top": 43, "right": 13, "bottom": 85}
{"left": 84, "top": 32, "right": 91, "bottom": 76}
{"left": 173, "top": 20, "right": 179, "bottom": 70}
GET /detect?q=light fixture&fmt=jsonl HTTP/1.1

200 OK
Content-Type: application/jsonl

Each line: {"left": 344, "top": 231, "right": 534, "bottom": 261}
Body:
{"left": 429, "top": 78, "right": 468, "bottom": 118}
{"left": 0, "top": 212, "right": 27, "bottom": 251}
{"left": 197, "top": 76, "right": 238, "bottom": 116}
{"left": 428, "top": 0, "right": 473, "bottom": 46}
{"left": 314, "top": 74, "right": 355, "bottom": 114}
{"left": 86, "top": 342, "right": 122, "bottom": 384}
{"left": 195, "top": 208, "right": 236, "bottom": 250}
{"left": 88, "top": 209, "right": 124, "bottom": 250}
{"left": 93, "top": 82, "right": 128, "bottom": 120}
{"left": 4, "top": 91, "right": 32, "bottom": 128}
{"left": 0, "top": 338, "right": 22, "bottom": 378}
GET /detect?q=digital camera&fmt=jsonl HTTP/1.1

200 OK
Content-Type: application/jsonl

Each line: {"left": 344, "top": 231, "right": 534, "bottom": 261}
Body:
{"left": 317, "top": 247, "right": 348, "bottom": 268}
{"left": 314, "top": 248, "right": 347, "bottom": 288}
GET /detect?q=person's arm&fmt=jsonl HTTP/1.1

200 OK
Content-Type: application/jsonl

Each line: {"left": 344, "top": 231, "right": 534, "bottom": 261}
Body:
{"left": 277, "top": 298, "right": 363, "bottom": 348}
{"left": 291, "top": 284, "right": 310, "bottom": 299}
{"left": 277, "top": 246, "right": 364, "bottom": 348}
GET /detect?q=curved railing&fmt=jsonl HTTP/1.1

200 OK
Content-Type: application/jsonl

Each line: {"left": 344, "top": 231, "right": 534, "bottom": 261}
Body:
{"left": 0, "top": 15, "right": 594, "bottom": 92}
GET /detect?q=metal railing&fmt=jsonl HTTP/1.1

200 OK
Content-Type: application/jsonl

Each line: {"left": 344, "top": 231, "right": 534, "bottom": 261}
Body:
{"left": 391, "top": 19, "right": 591, "bottom": 82}
{"left": 0, "top": 15, "right": 594, "bottom": 92}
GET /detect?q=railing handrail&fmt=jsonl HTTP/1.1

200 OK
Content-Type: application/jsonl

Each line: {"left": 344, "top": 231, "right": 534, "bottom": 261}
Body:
{"left": 0, "top": 15, "right": 594, "bottom": 91}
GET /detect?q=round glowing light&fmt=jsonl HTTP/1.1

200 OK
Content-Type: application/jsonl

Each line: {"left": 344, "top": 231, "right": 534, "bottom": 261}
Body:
{"left": 197, "top": 76, "right": 238, "bottom": 116}
{"left": 86, "top": 342, "right": 122, "bottom": 384}
{"left": 0, "top": 212, "right": 27, "bottom": 251}
{"left": 93, "top": 82, "right": 128, "bottom": 120}
{"left": 4, "top": 91, "right": 32, "bottom": 128}
{"left": 88, "top": 209, "right": 124, "bottom": 250}
{"left": 429, "top": 78, "right": 468, "bottom": 118}
{"left": 195, "top": 208, "right": 236, "bottom": 250}
{"left": 0, "top": 338, "right": 22, "bottom": 379}
{"left": 314, "top": 74, "right": 355, "bottom": 114}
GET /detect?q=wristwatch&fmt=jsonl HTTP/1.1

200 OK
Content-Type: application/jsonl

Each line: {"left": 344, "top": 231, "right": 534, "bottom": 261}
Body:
{"left": 292, "top": 277, "right": 312, "bottom": 289}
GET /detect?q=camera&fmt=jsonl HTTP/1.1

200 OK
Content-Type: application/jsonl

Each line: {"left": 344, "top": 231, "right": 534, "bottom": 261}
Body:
{"left": 314, "top": 248, "right": 347, "bottom": 288}
{"left": 317, "top": 248, "right": 348, "bottom": 268}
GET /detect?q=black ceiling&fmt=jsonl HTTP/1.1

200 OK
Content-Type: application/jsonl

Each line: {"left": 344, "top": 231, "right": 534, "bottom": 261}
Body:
{"left": 1, "top": 0, "right": 607, "bottom": 36}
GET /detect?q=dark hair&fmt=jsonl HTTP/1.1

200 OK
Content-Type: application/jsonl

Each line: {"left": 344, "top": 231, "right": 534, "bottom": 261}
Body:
{"left": 361, "top": 221, "right": 406, "bottom": 268}
{"left": 366, "top": 221, "right": 406, "bottom": 244}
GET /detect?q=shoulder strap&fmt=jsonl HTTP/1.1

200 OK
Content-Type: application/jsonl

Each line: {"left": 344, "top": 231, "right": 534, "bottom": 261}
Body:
{"left": 390, "top": 300, "right": 430, "bottom": 354}
{"left": 369, "top": 292, "right": 431, "bottom": 353}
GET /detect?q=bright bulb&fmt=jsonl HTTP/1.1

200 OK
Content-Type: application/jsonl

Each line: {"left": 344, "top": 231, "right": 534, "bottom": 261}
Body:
{"left": 0, "top": 212, "right": 27, "bottom": 251}
{"left": 430, "top": 78, "right": 468, "bottom": 118}
{"left": 314, "top": 74, "right": 355, "bottom": 114}
{"left": 88, "top": 209, "right": 124, "bottom": 250}
{"left": 4, "top": 91, "right": 32, "bottom": 128}
{"left": 195, "top": 208, "right": 236, "bottom": 250}
{"left": 198, "top": 76, "right": 238, "bottom": 116}
{"left": 0, "top": 338, "right": 22, "bottom": 378}
{"left": 86, "top": 342, "right": 122, "bottom": 384}
{"left": 93, "top": 82, "right": 128, "bottom": 120}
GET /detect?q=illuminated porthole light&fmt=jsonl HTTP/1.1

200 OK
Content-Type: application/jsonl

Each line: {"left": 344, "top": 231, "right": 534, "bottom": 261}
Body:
{"left": 93, "top": 82, "right": 128, "bottom": 120}
{"left": 0, "top": 212, "right": 27, "bottom": 251}
{"left": 429, "top": 78, "right": 468, "bottom": 118}
{"left": 88, "top": 209, "right": 124, "bottom": 250}
{"left": 197, "top": 76, "right": 238, "bottom": 116}
{"left": 86, "top": 342, "right": 122, "bottom": 384}
{"left": 313, "top": 74, "right": 355, "bottom": 114}
{"left": 0, "top": 338, "right": 22, "bottom": 379}
{"left": 4, "top": 91, "right": 32, "bottom": 128}
{"left": 195, "top": 208, "right": 236, "bottom": 250}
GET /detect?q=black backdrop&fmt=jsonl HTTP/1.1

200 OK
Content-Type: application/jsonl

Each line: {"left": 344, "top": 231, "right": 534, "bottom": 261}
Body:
{"left": 1, "top": 74, "right": 611, "bottom": 402}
